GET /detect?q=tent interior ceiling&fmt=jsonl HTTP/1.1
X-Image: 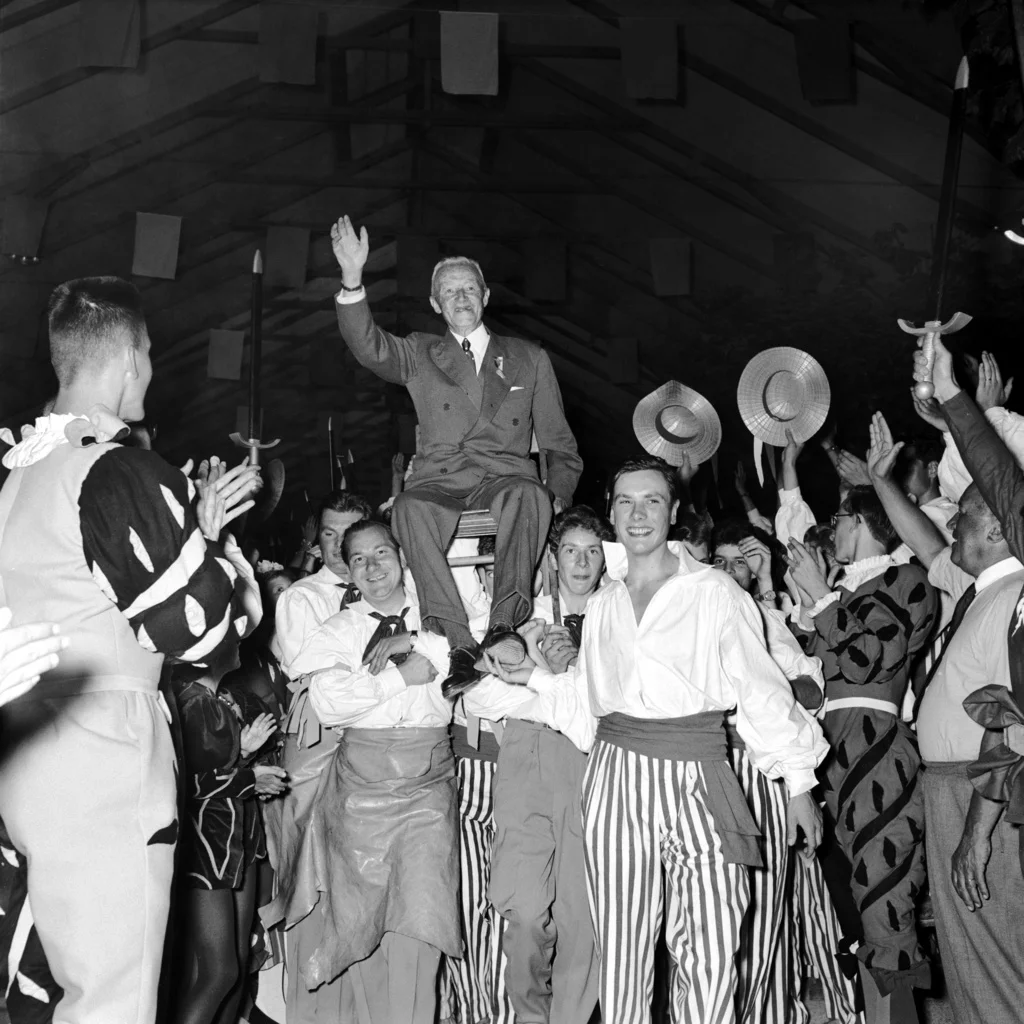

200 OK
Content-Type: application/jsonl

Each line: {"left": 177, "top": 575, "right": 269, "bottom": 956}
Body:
{"left": 2, "top": 0, "right": 1023, "bottom": 509}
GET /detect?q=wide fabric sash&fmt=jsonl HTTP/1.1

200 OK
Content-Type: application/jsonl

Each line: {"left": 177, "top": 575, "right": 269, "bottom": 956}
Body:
{"left": 596, "top": 711, "right": 763, "bottom": 867}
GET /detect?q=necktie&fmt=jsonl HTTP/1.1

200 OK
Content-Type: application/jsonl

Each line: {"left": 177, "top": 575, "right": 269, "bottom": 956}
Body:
{"left": 563, "top": 613, "right": 585, "bottom": 649}
{"left": 461, "top": 338, "right": 473, "bottom": 362}
{"left": 361, "top": 607, "right": 411, "bottom": 664}
{"left": 925, "top": 583, "right": 976, "bottom": 686}
{"left": 337, "top": 582, "right": 360, "bottom": 610}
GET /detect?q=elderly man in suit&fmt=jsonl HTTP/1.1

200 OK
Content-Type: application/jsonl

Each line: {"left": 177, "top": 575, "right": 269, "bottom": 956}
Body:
{"left": 330, "top": 215, "right": 582, "bottom": 692}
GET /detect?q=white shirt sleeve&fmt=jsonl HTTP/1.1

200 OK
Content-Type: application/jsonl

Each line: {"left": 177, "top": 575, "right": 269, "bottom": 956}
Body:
{"left": 938, "top": 406, "right": 1024, "bottom": 502}
{"left": 274, "top": 588, "right": 322, "bottom": 677}
{"left": 721, "top": 590, "right": 829, "bottom": 796}
{"left": 775, "top": 487, "right": 817, "bottom": 547}
{"left": 760, "top": 603, "right": 825, "bottom": 693}
{"left": 296, "top": 619, "right": 407, "bottom": 728}
{"left": 462, "top": 673, "right": 541, "bottom": 723}
{"left": 527, "top": 639, "right": 597, "bottom": 754}
{"left": 335, "top": 287, "right": 367, "bottom": 306}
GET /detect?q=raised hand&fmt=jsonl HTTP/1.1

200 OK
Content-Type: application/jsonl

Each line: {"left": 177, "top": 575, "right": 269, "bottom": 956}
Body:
{"left": 867, "top": 411, "right": 905, "bottom": 481}
{"left": 240, "top": 712, "right": 278, "bottom": 757}
{"left": 0, "top": 607, "right": 68, "bottom": 706}
{"left": 911, "top": 391, "right": 949, "bottom": 434}
{"left": 914, "top": 333, "right": 958, "bottom": 403}
{"left": 786, "top": 538, "right": 831, "bottom": 604}
{"left": 675, "top": 452, "right": 697, "bottom": 486}
{"left": 738, "top": 536, "right": 772, "bottom": 586}
{"left": 782, "top": 428, "right": 805, "bottom": 465}
{"left": 733, "top": 460, "right": 748, "bottom": 496}
{"left": 330, "top": 215, "right": 370, "bottom": 288}
{"left": 391, "top": 453, "right": 405, "bottom": 477}
{"left": 301, "top": 514, "right": 318, "bottom": 547}
{"left": 976, "top": 351, "right": 1014, "bottom": 412}
{"left": 196, "top": 458, "right": 261, "bottom": 541}
{"left": 835, "top": 450, "right": 871, "bottom": 487}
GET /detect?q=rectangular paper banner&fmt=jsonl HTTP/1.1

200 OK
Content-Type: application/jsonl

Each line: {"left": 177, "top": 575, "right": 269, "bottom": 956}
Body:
{"left": 622, "top": 18, "right": 678, "bottom": 99}
{"left": 79, "top": 0, "right": 141, "bottom": 68}
{"left": 440, "top": 12, "right": 499, "bottom": 96}
{"left": 132, "top": 212, "right": 181, "bottom": 280}
{"left": 207, "top": 330, "right": 244, "bottom": 381}
{"left": 1, "top": 196, "right": 48, "bottom": 257}
{"left": 264, "top": 226, "right": 310, "bottom": 289}
{"left": 649, "top": 238, "right": 691, "bottom": 296}
{"left": 259, "top": 2, "right": 318, "bottom": 86}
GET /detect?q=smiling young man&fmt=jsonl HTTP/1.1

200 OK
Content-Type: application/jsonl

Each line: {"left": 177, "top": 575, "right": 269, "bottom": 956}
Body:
{"left": 331, "top": 216, "right": 582, "bottom": 694}
{"left": 490, "top": 457, "right": 826, "bottom": 1024}
{"left": 288, "top": 520, "right": 457, "bottom": 1024}
{"left": 0, "top": 277, "right": 253, "bottom": 1024}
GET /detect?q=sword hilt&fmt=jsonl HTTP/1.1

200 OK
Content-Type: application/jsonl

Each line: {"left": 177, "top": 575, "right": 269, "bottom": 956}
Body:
{"left": 897, "top": 312, "right": 972, "bottom": 400}
{"left": 229, "top": 432, "right": 281, "bottom": 466}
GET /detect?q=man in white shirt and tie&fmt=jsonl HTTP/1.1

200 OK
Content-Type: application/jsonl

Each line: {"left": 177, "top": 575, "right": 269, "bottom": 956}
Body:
{"left": 488, "top": 456, "right": 827, "bottom": 1024}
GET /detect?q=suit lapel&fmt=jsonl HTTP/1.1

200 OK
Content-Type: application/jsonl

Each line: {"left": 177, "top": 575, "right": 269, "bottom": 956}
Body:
{"left": 465, "top": 332, "right": 522, "bottom": 438}
{"left": 430, "top": 332, "right": 482, "bottom": 407}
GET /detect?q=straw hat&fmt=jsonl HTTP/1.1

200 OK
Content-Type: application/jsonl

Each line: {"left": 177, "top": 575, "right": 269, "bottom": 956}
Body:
{"left": 736, "top": 347, "right": 830, "bottom": 446}
{"left": 632, "top": 381, "right": 722, "bottom": 467}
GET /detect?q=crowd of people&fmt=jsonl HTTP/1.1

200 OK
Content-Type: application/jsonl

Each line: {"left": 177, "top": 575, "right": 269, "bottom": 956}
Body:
{"left": 0, "top": 215, "right": 1021, "bottom": 1024}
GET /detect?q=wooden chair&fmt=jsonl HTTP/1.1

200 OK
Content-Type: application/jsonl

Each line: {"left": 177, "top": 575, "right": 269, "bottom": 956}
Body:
{"left": 447, "top": 509, "right": 496, "bottom": 567}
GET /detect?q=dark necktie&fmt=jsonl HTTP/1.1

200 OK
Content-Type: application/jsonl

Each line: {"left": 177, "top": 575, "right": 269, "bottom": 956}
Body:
{"left": 462, "top": 338, "right": 473, "bottom": 362}
{"left": 336, "top": 582, "right": 360, "bottom": 610}
{"left": 361, "top": 608, "right": 411, "bottom": 665}
{"left": 564, "top": 613, "right": 585, "bottom": 649}
{"left": 926, "top": 583, "right": 977, "bottom": 685}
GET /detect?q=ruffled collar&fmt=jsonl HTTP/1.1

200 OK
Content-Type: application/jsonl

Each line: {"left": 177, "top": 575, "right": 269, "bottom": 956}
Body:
{"left": 836, "top": 553, "right": 894, "bottom": 593}
{"left": 2, "top": 406, "right": 130, "bottom": 469}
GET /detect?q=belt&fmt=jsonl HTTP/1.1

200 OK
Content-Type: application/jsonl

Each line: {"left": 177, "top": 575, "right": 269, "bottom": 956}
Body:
{"left": 824, "top": 697, "right": 899, "bottom": 717}
{"left": 595, "top": 712, "right": 762, "bottom": 867}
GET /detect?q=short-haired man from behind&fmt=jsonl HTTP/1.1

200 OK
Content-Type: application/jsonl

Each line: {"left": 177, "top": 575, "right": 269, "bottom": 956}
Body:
{"left": 466, "top": 505, "right": 611, "bottom": 1024}
{"left": 0, "top": 277, "right": 254, "bottom": 1024}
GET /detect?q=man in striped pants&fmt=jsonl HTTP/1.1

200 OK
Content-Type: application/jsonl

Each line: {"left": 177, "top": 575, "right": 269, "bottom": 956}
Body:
{"left": 487, "top": 457, "right": 828, "bottom": 1024}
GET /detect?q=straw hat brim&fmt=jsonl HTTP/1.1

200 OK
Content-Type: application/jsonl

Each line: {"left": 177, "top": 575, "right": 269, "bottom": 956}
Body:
{"left": 736, "top": 347, "right": 830, "bottom": 447}
{"left": 633, "top": 381, "right": 722, "bottom": 467}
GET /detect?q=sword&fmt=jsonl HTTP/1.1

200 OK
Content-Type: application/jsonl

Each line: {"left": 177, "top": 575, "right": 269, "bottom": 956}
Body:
{"left": 328, "top": 415, "right": 336, "bottom": 491}
{"left": 901, "top": 57, "right": 972, "bottom": 400}
{"left": 231, "top": 250, "right": 281, "bottom": 464}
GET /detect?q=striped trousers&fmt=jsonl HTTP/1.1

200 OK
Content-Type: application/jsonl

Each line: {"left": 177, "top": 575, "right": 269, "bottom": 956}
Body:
{"left": 789, "top": 852, "right": 862, "bottom": 1024}
{"left": 582, "top": 740, "right": 750, "bottom": 1024}
{"left": 441, "top": 755, "right": 513, "bottom": 1024}
{"left": 730, "top": 747, "right": 790, "bottom": 1024}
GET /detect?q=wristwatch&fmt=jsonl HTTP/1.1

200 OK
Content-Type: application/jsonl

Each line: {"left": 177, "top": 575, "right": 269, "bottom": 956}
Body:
{"left": 756, "top": 590, "right": 777, "bottom": 603}
{"left": 339, "top": 281, "right": 363, "bottom": 292}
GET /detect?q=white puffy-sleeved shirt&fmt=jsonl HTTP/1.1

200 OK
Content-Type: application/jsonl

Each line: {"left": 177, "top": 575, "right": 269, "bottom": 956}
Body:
{"left": 529, "top": 542, "right": 829, "bottom": 796}
{"left": 775, "top": 487, "right": 817, "bottom": 547}
{"left": 291, "top": 596, "right": 453, "bottom": 730}
{"left": 938, "top": 406, "right": 1024, "bottom": 502}
{"left": 758, "top": 601, "right": 825, "bottom": 695}
{"left": 271, "top": 564, "right": 351, "bottom": 676}
{"left": 464, "top": 590, "right": 586, "bottom": 727}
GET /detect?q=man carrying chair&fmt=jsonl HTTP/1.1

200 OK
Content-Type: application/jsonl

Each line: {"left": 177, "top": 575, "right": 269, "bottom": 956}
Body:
{"left": 330, "top": 215, "right": 582, "bottom": 693}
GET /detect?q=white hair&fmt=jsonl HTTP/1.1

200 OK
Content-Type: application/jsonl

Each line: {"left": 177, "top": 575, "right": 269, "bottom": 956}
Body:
{"left": 430, "top": 256, "right": 486, "bottom": 299}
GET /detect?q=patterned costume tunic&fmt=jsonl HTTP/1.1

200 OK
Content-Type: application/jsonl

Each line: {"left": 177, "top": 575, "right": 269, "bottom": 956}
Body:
{"left": 175, "top": 677, "right": 271, "bottom": 890}
{"left": 794, "top": 561, "right": 937, "bottom": 993}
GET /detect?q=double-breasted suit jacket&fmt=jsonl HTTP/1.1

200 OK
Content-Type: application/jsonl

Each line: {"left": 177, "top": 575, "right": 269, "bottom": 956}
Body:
{"left": 336, "top": 298, "right": 582, "bottom": 502}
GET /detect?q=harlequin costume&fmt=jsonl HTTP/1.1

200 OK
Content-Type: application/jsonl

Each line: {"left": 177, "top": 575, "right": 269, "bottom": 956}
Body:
{"left": 793, "top": 559, "right": 937, "bottom": 995}
{"left": 0, "top": 409, "right": 244, "bottom": 1024}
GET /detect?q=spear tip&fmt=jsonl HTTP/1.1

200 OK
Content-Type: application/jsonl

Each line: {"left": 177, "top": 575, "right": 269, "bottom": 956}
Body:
{"left": 955, "top": 55, "right": 969, "bottom": 90}
{"left": 253, "top": 250, "right": 263, "bottom": 274}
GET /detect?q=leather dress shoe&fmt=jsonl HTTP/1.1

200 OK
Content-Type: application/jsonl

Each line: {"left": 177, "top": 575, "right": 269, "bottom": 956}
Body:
{"left": 441, "top": 645, "right": 482, "bottom": 701}
{"left": 479, "top": 624, "right": 527, "bottom": 668}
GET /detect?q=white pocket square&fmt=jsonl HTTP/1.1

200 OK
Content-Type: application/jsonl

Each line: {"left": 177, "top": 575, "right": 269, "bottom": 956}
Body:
{"left": 510, "top": 385, "right": 526, "bottom": 392}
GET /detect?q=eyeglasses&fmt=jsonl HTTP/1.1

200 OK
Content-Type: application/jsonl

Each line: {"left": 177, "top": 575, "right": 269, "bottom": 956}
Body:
{"left": 830, "top": 512, "right": 855, "bottom": 528}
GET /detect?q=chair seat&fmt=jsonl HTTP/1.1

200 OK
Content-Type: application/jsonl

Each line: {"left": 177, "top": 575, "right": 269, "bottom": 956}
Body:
{"left": 454, "top": 509, "right": 498, "bottom": 538}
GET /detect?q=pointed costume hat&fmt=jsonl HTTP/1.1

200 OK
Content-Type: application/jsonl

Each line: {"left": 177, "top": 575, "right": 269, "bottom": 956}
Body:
{"left": 633, "top": 381, "right": 721, "bottom": 467}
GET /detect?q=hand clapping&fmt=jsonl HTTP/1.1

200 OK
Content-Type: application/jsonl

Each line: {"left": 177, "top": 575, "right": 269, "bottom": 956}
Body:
{"left": 867, "top": 412, "right": 904, "bottom": 481}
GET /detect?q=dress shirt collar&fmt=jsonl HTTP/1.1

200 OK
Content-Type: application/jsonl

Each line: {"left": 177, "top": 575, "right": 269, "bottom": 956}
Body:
{"left": 836, "top": 554, "right": 893, "bottom": 593}
{"left": 453, "top": 322, "right": 490, "bottom": 371}
{"left": 975, "top": 556, "right": 1024, "bottom": 593}
{"left": 309, "top": 563, "right": 345, "bottom": 587}
{"left": 602, "top": 540, "right": 709, "bottom": 583}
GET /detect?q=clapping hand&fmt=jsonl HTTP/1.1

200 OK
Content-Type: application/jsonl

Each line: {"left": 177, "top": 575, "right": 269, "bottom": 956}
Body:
{"left": 196, "top": 457, "right": 261, "bottom": 542}
{"left": 867, "top": 412, "right": 904, "bottom": 480}
{"left": 240, "top": 712, "right": 278, "bottom": 757}
{"left": 786, "top": 538, "right": 831, "bottom": 605}
{"left": 330, "top": 215, "right": 369, "bottom": 286}
{"left": 254, "top": 765, "right": 289, "bottom": 800}
{"left": 834, "top": 450, "right": 871, "bottom": 488}
{"left": 0, "top": 607, "right": 68, "bottom": 706}
{"left": 976, "top": 351, "right": 1014, "bottom": 412}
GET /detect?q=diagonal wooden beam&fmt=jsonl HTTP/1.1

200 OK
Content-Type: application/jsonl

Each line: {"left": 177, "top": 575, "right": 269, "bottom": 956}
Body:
{"left": 515, "top": 58, "right": 906, "bottom": 272}
{"left": 0, "top": 0, "right": 76, "bottom": 34}
{"left": 0, "top": 0, "right": 259, "bottom": 116}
